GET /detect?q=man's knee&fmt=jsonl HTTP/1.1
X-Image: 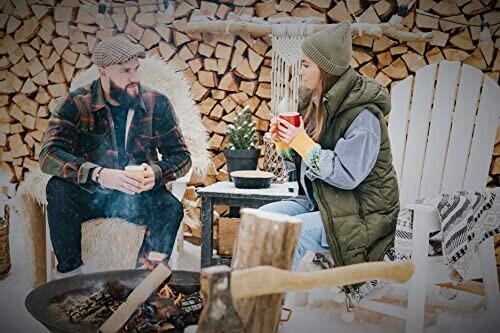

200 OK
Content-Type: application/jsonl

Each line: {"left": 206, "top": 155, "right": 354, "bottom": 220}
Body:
{"left": 154, "top": 188, "right": 184, "bottom": 222}
{"left": 46, "top": 177, "right": 78, "bottom": 202}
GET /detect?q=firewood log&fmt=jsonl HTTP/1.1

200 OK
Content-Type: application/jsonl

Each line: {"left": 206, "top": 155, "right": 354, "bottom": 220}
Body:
{"left": 327, "top": 2, "right": 352, "bottom": 22}
{"left": 178, "top": 45, "right": 195, "bottom": 62}
{"left": 440, "top": 15, "right": 468, "bottom": 31}
{"left": 432, "top": 1, "right": 461, "bottom": 17}
{"left": 377, "top": 51, "right": 393, "bottom": 68}
{"left": 256, "top": 83, "right": 271, "bottom": 99}
{"left": 462, "top": 1, "right": 489, "bottom": 16}
{"left": 382, "top": 58, "right": 408, "bottom": 80}
{"left": 215, "top": 44, "right": 232, "bottom": 60}
{"left": 198, "top": 70, "right": 217, "bottom": 88}
{"left": 190, "top": 81, "right": 209, "bottom": 101}
{"left": 231, "top": 208, "right": 302, "bottom": 333}
{"left": 425, "top": 47, "right": 445, "bottom": 64}
{"left": 218, "top": 72, "right": 239, "bottom": 92}
{"left": 359, "top": 62, "right": 377, "bottom": 78}
{"left": 358, "top": 5, "right": 380, "bottom": 24}
{"left": 211, "top": 90, "right": 226, "bottom": 100}
{"left": 375, "top": 71, "right": 391, "bottom": 88}
{"left": 220, "top": 96, "right": 237, "bottom": 113}
{"left": 464, "top": 48, "right": 487, "bottom": 70}
{"left": 188, "top": 58, "right": 203, "bottom": 74}
{"left": 203, "top": 58, "right": 218, "bottom": 72}
{"left": 402, "top": 52, "right": 427, "bottom": 72}
{"left": 140, "top": 29, "right": 161, "bottom": 49}
{"left": 209, "top": 104, "right": 225, "bottom": 120}
{"left": 174, "top": 1, "right": 194, "bottom": 19}
{"left": 158, "top": 42, "right": 176, "bottom": 61}
{"left": 248, "top": 48, "right": 263, "bottom": 72}
{"left": 240, "top": 81, "right": 257, "bottom": 96}
{"left": 255, "top": 1, "right": 278, "bottom": 18}
{"left": 208, "top": 133, "right": 224, "bottom": 150}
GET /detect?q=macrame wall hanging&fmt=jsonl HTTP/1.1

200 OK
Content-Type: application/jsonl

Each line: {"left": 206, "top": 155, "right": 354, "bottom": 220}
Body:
{"left": 270, "top": 23, "right": 314, "bottom": 117}
{"left": 263, "top": 24, "right": 314, "bottom": 183}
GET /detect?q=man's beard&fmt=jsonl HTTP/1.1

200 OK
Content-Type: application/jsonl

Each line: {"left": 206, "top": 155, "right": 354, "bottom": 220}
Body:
{"left": 109, "top": 78, "right": 140, "bottom": 108}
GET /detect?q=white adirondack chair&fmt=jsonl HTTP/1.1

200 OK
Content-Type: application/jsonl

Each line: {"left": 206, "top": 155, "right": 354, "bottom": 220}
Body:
{"left": 357, "top": 61, "right": 500, "bottom": 333}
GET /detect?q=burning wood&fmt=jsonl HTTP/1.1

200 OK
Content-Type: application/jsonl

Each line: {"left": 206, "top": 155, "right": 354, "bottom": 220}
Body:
{"left": 49, "top": 273, "right": 202, "bottom": 333}
{"left": 99, "top": 264, "right": 172, "bottom": 333}
{"left": 157, "top": 283, "right": 175, "bottom": 299}
{"left": 174, "top": 293, "right": 183, "bottom": 306}
{"left": 67, "top": 290, "right": 114, "bottom": 323}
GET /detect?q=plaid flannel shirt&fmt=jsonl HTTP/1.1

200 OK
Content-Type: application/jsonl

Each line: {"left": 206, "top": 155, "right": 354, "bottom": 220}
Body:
{"left": 39, "top": 79, "right": 191, "bottom": 193}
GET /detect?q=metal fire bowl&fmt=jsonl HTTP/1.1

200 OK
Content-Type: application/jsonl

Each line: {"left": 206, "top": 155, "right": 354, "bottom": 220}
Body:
{"left": 25, "top": 269, "right": 200, "bottom": 333}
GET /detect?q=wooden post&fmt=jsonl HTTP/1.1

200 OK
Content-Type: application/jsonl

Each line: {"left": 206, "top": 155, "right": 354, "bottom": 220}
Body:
{"left": 231, "top": 208, "right": 302, "bottom": 333}
{"left": 185, "top": 21, "right": 433, "bottom": 42}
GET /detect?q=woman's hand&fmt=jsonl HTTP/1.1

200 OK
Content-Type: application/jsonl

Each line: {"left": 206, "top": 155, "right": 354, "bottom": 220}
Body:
{"left": 269, "top": 117, "right": 281, "bottom": 142}
{"left": 278, "top": 117, "right": 304, "bottom": 145}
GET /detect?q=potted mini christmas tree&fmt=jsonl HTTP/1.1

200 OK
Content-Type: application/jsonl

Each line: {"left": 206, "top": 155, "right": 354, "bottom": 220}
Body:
{"left": 224, "top": 105, "right": 261, "bottom": 174}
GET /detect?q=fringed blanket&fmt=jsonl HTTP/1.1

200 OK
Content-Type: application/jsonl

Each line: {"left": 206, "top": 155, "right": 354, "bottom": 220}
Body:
{"left": 395, "top": 188, "right": 500, "bottom": 285}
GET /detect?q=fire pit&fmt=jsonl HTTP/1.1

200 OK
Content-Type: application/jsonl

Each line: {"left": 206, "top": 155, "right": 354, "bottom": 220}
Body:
{"left": 25, "top": 269, "right": 201, "bottom": 333}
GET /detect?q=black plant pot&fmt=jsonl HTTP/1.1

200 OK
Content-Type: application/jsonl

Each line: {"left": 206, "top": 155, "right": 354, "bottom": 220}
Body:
{"left": 224, "top": 149, "right": 261, "bottom": 175}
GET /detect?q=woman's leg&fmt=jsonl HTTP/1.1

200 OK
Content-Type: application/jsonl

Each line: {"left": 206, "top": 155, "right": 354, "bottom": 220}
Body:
{"left": 292, "top": 211, "right": 329, "bottom": 270}
{"left": 260, "top": 201, "right": 329, "bottom": 270}
{"left": 259, "top": 200, "right": 309, "bottom": 216}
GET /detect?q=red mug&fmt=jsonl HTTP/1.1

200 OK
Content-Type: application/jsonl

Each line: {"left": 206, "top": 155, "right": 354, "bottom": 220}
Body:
{"left": 279, "top": 112, "right": 301, "bottom": 127}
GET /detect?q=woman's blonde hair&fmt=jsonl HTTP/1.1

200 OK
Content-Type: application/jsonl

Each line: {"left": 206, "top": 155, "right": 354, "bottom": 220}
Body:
{"left": 303, "top": 69, "right": 337, "bottom": 141}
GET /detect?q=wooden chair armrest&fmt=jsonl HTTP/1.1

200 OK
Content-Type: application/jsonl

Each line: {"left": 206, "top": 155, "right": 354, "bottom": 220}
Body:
{"left": 404, "top": 202, "right": 436, "bottom": 214}
{"left": 404, "top": 202, "right": 441, "bottom": 233}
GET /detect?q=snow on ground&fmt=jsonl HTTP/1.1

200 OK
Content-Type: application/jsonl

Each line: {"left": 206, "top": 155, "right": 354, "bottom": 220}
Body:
{"left": 0, "top": 209, "right": 498, "bottom": 333}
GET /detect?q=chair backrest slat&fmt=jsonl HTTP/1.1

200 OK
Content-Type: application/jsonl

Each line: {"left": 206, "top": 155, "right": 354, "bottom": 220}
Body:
{"left": 388, "top": 76, "right": 413, "bottom": 185}
{"left": 463, "top": 76, "right": 500, "bottom": 190}
{"left": 398, "top": 63, "right": 437, "bottom": 205}
{"left": 390, "top": 61, "right": 499, "bottom": 206}
{"left": 419, "top": 61, "right": 461, "bottom": 199}
{"left": 441, "top": 64, "right": 483, "bottom": 193}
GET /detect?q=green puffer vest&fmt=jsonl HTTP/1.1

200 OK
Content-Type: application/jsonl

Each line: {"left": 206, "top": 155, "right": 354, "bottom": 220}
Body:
{"left": 295, "top": 67, "right": 400, "bottom": 270}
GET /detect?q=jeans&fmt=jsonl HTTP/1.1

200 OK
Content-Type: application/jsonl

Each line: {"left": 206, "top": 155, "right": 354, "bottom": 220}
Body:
{"left": 259, "top": 200, "right": 329, "bottom": 270}
{"left": 46, "top": 177, "right": 184, "bottom": 273}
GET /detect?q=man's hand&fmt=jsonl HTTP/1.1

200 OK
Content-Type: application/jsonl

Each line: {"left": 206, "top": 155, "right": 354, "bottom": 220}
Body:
{"left": 101, "top": 169, "right": 143, "bottom": 195}
{"left": 141, "top": 163, "right": 156, "bottom": 192}
{"left": 278, "top": 117, "right": 305, "bottom": 144}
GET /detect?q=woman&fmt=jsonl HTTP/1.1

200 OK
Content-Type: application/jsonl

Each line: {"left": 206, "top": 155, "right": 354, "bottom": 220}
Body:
{"left": 261, "top": 22, "right": 400, "bottom": 288}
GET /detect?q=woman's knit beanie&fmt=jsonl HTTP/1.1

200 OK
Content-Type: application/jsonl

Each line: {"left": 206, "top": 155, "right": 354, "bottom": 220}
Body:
{"left": 301, "top": 21, "right": 352, "bottom": 76}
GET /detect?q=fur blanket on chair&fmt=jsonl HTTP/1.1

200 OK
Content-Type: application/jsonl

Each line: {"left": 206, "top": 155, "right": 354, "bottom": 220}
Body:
{"left": 14, "top": 57, "right": 210, "bottom": 287}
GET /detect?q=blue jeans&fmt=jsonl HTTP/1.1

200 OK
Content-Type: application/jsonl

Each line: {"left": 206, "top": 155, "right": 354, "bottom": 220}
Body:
{"left": 259, "top": 200, "right": 329, "bottom": 270}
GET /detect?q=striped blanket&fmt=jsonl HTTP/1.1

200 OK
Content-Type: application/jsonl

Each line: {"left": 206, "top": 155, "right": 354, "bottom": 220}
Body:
{"left": 395, "top": 188, "right": 500, "bottom": 285}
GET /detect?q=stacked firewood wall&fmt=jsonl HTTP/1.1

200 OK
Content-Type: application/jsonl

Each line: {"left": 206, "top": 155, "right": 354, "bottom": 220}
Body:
{"left": 0, "top": 1, "right": 499, "bottom": 256}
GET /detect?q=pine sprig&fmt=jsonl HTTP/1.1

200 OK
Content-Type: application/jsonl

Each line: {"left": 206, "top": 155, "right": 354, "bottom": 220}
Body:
{"left": 225, "top": 105, "right": 258, "bottom": 150}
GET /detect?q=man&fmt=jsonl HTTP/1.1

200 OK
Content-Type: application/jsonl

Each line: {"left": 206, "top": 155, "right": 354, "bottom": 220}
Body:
{"left": 40, "top": 36, "right": 191, "bottom": 277}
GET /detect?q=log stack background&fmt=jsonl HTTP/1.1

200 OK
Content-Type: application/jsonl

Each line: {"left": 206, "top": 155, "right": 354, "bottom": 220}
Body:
{"left": 0, "top": 0, "right": 499, "bottom": 260}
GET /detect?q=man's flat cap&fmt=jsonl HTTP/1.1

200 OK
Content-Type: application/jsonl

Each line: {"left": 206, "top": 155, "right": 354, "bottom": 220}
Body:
{"left": 92, "top": 36, "right": 146, "bottom": 67}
